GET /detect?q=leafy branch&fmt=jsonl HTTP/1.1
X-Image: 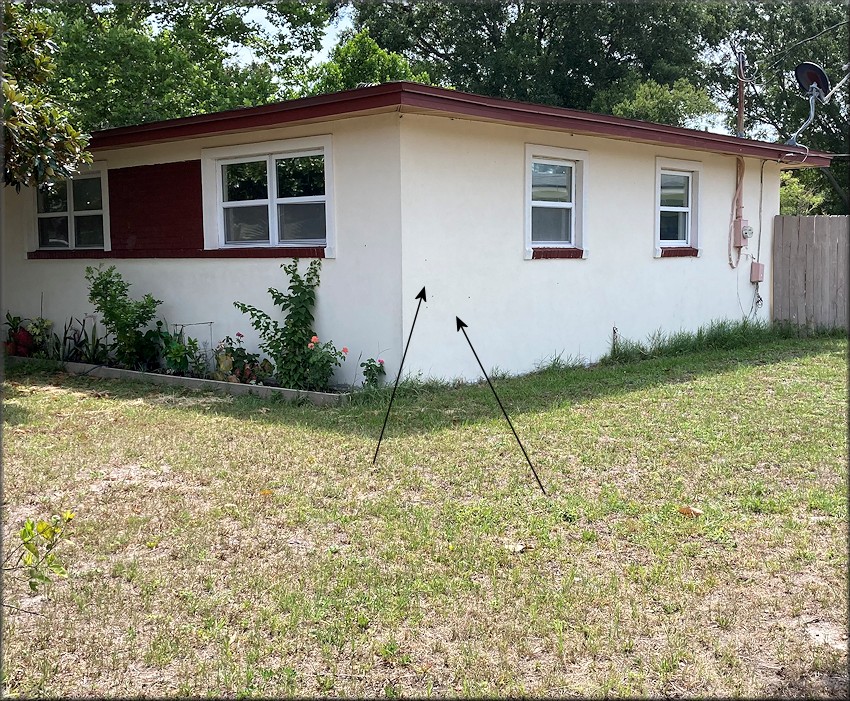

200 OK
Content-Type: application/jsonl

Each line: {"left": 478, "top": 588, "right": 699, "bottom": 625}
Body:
{"left": 3, "top": 511, "right": 75, "bottom": 605}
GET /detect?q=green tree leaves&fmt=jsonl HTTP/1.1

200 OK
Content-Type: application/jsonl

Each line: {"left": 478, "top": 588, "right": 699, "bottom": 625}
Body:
{"left": 709, "top": 1, "right": 848, "bottom": 213}
{"left": 2, "top": 4, "right": 91, "bottom": 190}
{"left": 38, "top": 1, "right": 335, "bottom": 130}
{"left": 302, "top": 29, "right": 431, "bottom": 96}
{"left": 600, "top": 79, "right": 718, "bottom": 127}
{"left": 4, "top": 512, "right": 75, "bottom": 596}
{"left": 352, "top": 1, "right": 720, "bottom": 114}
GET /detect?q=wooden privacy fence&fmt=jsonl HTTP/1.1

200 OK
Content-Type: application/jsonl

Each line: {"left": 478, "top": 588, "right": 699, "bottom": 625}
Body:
{"left": 773, "top": 215, "right": 848, "bottom": 330}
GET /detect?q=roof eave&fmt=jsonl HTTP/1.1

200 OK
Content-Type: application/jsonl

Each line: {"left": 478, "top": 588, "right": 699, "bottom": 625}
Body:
{"left": 88, "top": 81, "right": 832, "bottom": 167}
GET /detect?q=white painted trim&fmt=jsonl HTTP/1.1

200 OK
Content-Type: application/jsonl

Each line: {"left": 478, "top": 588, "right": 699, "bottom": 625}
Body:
{"left": 201, "top": 136, "right": 336, "bottom": 257}
{"left": 524, "top": 143, "right": 587, "bottom": 259}
{"left": 655, "top": 157, "right": 702, "bottom": 255}
{"left": 98, "top": 161, "right": 112, "bottom": 252}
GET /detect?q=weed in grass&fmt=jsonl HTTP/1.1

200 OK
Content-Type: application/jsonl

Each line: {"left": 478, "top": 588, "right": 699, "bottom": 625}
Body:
{"left": 807, "top": 488, "right": 846, "bottom": 516}
{"left": 317, "top": 674, "right": 335, "bottom": 693}
{"left": 144, "top": 632, "right": 180, "bottom": 666}
{"left": 534, "top": 350, "right": 587, "bottom": 372}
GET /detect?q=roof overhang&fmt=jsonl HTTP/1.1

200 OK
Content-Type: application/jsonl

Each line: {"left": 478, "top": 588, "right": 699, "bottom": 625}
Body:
{"left": 90, "top": 82, "right": 833, "bottom": 168}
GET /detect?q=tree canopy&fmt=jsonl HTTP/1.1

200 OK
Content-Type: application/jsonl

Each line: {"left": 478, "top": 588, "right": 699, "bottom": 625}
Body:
{"left": 2, "top": 3, "right": 91, "bottom": 190}
{"left": 351, "top": 1, "right": 725, "bottom": 123}
{"left": 6, "top": 0, "right": 847, "bottom": 212}
{"left": 35, "top": 1, "right": 336, "bottom": 131}
{"left": 351, "top": 0, "right": 848, "bottom": 213}
{"left": 302, "top": 29, "right": 431, "bottom": 97}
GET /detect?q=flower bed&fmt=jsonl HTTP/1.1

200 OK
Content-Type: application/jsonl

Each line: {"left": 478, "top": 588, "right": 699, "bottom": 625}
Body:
{"left": 4, "top": 357, "right": 349, "bottom": 406}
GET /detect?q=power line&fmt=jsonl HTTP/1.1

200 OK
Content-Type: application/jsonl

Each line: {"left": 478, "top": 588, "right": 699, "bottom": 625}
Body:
{"left": 764, "top": 19, "right": 849, "bottom": 73}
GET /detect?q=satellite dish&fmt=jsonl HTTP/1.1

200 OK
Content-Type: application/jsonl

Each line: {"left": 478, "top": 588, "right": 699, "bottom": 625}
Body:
{"left": 794, "top": 62, "right": 831, "bottom": 101}
{"left": 785, "top": 61, "right": 834, "bottom": 146}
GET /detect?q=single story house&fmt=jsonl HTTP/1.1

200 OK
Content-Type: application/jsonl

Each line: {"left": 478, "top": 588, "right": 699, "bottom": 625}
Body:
{"left": 1, "top": 82, "right": 832, "bottom": 382}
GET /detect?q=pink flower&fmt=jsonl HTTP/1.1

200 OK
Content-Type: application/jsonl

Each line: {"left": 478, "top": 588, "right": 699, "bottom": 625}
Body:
{"left": 378, "top": 359, "right": 384, "bottom": 365}
{"left": 342, "top": 347, "right": 349, "bottom": 354}
{"left": 311, "top": 335, "right": 319, "bottom": 343}
{"left": 307, "top": 342, "right": 315, "bottom": 349}
{"left": 235, "top": 332, "right": 244, "bottom": 338}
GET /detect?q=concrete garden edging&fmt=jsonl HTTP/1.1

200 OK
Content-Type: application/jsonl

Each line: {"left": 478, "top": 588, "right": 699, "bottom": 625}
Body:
{"left": 5, "top": 357, "right": 349, "bottom": 406}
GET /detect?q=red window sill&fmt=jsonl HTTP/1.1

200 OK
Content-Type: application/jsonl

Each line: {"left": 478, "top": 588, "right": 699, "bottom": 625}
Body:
{"left": 659, "top": 247, "right": 699, "bottom": 258}
{"left": 531, "top": 247, "right": 584, "bottom": 259}
{"left": 28, "top": 246, "right": 326, "bottom": 260}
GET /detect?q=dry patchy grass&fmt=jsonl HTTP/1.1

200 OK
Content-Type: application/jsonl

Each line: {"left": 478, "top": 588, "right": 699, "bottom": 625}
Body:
{"left": 2, "top": 336, "right": 847, "bottom": 697}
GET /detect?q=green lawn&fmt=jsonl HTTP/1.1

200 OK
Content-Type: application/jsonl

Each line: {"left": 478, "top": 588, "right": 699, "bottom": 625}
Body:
{"left": 2, "top": 335, "right": 847, "bottom": 697}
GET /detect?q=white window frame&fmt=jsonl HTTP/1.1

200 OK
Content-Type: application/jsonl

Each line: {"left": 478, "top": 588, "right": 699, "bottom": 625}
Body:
{"left": 201, "top": 136, "right": 335, "bottom": 257}
{"left": 524, "top": 144, "right": 587, "bottom": 259}
{"left": 654, "top": 157, "right": 701, "bottom": 257}
{"left": 32, "top": 161, "right": 111, "bottom": 251}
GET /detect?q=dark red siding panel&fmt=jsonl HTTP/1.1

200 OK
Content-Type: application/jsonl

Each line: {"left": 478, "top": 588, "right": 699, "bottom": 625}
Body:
{"left": 659, "top": 247, "right": 699, "bottom": 258}
{"left": 109, "top": 161, "right": 204, "bottom": 253}
{"left": 531, "top": 247, "right": 584, "bottom": 259}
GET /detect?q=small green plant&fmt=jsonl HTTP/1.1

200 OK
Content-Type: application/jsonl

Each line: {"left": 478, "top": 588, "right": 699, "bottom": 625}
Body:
{"left": 234, "top": 260, "right": 345, "bottom": 391}
{"left": 3, "top": 511, "right": 74, "bottom": 600}
{"left": 47, "top": 317, "right": 109, "bottom": 364}
{"left": 306, "top": 335, "right": 348, "bottom": 391}
{"left": 28, "top": 316, "right": 53, "bottom": 357}
{"left": 161, "top": 326, "right": 208, "bottom": 377}
{"left": 48, "top": 318, "right": 82, "bottom": 362}
{"left": 213, "top": 333, "right": 271, "bottom": 383}
{"left": 78, "top": 319, "right": 109, "bottom": 365}
{"left": 84, "top": 265, "right": 162, "bottom": 369}
{"left": 360, "top": 357, "right": 386, "bottom": 388}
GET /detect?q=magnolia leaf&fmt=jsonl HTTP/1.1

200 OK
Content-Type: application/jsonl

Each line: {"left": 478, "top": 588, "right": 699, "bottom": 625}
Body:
{"left": 678, "top": 505, "right": 704, "bottom": 518}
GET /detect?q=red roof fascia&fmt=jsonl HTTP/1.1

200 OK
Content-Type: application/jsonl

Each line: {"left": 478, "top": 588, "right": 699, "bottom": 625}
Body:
{"left": 396, "top": 84, "right": 832, "bottom": 166}
{"left": 89, "top": 82, "right": 832, "bottom": 167}
{"left": 89, "top": 83, "right": 404, "bottom": 149}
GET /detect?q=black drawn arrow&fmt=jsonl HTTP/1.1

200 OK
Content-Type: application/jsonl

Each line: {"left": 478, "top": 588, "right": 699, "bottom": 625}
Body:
{"left": 373, "top": 286, "right": 427, "bottom": 464}
{"left": 456, "top": 317, "right": 547, "bottom": 495}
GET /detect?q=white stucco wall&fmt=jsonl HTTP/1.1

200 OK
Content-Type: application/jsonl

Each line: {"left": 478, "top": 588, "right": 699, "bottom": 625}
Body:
{"left": 398, "top": 114, "right": 781, "bottom": 381}
{"left": 1, "top": 114, "right": 404, "bottom": 384}
{"left": 1, "top": 108, "right": 785, "bottom": 384}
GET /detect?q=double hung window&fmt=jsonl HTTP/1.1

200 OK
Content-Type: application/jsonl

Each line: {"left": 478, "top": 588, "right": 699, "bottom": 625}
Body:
{"left": 221, "top": 153, "right": 327, "bottom": 246}
{"left": 655, "top": 157, "right": 701, "bottom": 256}
{"left": 658, "top": 171, "right": 691, "bottom": 245}
{"left": 524, "top": 144, "right": 587, "bottom": 259}
{"left": 530, "top": 159, "right": 574, "bottom": 245}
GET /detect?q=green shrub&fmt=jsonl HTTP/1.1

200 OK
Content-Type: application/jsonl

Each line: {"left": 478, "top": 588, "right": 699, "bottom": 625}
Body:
{"left": 234, "top": 260, "right": 346, "bottom": 391}
{"left": 28, "top": 316, "right": 53, "bottom": 357}
{"left": 84, "top": 265, "right": 162, "bottom": 369}
{"left": 360, "top": 357, "right": 386, "bottom": 388}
